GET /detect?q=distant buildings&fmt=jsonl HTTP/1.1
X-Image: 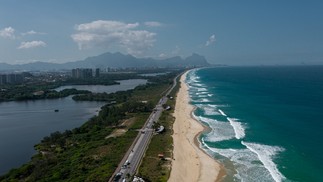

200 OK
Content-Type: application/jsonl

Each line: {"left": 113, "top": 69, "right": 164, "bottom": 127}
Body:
{"left": 71, "top": 68, "right": 101, "bottom": 79}
{"left": 0, "top": 73, "right": 24, "bottom": 85}
{"left": 95, "top": 68, "right": 100, "bottom": 77}
{"left": 71, "top": 68, "right": 93, "bottom": 79}
{"left": 0, "top": 75, "right": 6, "bottom": 85}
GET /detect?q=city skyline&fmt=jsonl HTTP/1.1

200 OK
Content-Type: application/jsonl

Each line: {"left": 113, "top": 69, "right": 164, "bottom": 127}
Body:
{"left": 1, "top": 0, "right": 323, "bottom": 65}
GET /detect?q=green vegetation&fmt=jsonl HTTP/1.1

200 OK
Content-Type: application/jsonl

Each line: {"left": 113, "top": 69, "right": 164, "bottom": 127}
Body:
{"left": 137, "top": 75, "right": 181, "bottom": 182}
{"left": 0, "top": 86, "right": 91, "bottom": 101}
{"left": 0, "top": 70, "right": 182, "bottom": 182}
{"left": 0, "top": 72, "right": 143, "bottom": 102}
{"left": 72, "top": 90, "right": 131, "bottom": 102}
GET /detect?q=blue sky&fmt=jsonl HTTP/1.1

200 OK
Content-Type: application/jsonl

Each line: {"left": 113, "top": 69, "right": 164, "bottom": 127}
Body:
{"left": 0, "top": 0, "right": 323, "bottom": 65}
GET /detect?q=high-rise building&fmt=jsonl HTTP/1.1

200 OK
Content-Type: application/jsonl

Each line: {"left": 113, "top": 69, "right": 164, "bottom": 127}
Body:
{"left": 71, "top": 68, "right": 93, "bottom": 79}
{"left": 71, "top": 69, "right": 77, "bottom": 78}
{"left": 0, "top": 75, "right": 7, "bottom": 85}
{"left": 0, "top": 73, "right": 24, "bottom": 85}
{"left": 95, "top": 68, "right": 100, "bottom": 77}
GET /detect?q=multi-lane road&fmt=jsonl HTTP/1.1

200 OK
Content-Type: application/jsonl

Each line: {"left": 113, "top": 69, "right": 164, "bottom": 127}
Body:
{"left": 109, "top": 73, "right": 181, "bottom": 182}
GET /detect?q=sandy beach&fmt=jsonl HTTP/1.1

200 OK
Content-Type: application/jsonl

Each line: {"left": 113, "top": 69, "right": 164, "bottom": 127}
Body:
{"left": 168, "top": 72, "right": 224, "bottom": 182}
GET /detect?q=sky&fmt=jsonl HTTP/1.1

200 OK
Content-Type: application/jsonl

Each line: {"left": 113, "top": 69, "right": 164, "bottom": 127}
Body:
{"left": 0, "top": 0, "right": 323, "bottom": 65}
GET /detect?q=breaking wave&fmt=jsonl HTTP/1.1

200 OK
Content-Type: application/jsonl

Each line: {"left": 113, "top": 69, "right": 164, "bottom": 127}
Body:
{"left": 218, "top": 109, "right": 227, "bottom": 116}
{"left": 241, "top": 142, "right": 286, "bottom": 182}
{"left": 198, "top": 116, "right": 235, "bottom": 142}
{"left": 227, "top": 117, "right": 246, "bottom": 139}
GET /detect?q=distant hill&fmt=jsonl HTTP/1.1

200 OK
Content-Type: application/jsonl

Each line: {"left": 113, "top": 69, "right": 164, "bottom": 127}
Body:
{"left": 0, "top": 63, "right": 13, "bottom": 70}
{"left": 0, "top": 52, "right": 210, "bottom": 71}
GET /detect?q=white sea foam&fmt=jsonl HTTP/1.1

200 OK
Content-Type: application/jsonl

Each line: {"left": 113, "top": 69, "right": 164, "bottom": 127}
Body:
{"left": 187, "top": 70, "right": 200, "bottom": 83}
{"left": 192, "top": 83, "right": 206, "bottom": 87}
{"left": 195, "top": 104, "right": 220, "bottom": 116}
{"left": 193, "top": 98, "right": 211, "bottom": 103}
{"left": 197, "top": 93, "right": 213, "bottom": 98}
{"left": 218, "top": 109, "right": 227, "bottom": 116}
{"left": 227, "top": 117, "right": 245, "bottom": 139}
{"left": 241, "top": 141, "right": 286, "bottom": 182}
{"left": 201, "top": 98, "right": 210, "bottom": 102}
{"left": 196, "top": 91, "right": 208, "bottom": 95}
{"left": 194, "top": 104, "right": 205, "bottom": 108}
{"left": 190, "top": 79, "right": 200, "bottom": 83}
{"left": 204, "top": 144, "right": 274, "bottom": 182}
{"left": 202, "top": 139, "right": 285, "bottom": 182}
{"left": 198, "top": 116, "right": 235, "bottom": 142}
{"left": 197, "top": 88, "right": 207, "bottom": 92}
{"left": 203, "top": 107, "right": 220, "bottom": 115}
{"left": 187, "top": 85, "right": 194, "bottom": 90}
{"left": 191, "top": 74, "right": 200, "bottom": 81}
{"left": 208, "top": 104, "right": 218, "bottom": 108}
{"left": 197, "top": 94, "right": 208, "bottom": 98}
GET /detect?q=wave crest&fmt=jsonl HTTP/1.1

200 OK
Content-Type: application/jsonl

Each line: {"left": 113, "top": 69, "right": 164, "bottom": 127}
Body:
{"left": 241, "top": 141, "right": 286, "bottom": 182}
{"left": 227, "top": 118, "right": 246, "bottom": 139}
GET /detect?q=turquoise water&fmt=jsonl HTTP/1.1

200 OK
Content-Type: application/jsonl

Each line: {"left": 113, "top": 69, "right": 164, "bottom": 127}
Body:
{"left": 186, "top": 66, "right": 323, "bottom": 182}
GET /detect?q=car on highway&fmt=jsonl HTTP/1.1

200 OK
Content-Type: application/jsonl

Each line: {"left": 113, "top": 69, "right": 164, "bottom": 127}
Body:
{"left": 113, "top": 172, "right": 123, "bottom": 181}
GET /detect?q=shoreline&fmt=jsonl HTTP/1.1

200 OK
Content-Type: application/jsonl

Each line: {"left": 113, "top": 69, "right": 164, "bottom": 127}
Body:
{"left": 169, "top": 71, "right": 225, "bottom": 182}
{"left": 191, "top": 107, "right": 227, "bottom": 182}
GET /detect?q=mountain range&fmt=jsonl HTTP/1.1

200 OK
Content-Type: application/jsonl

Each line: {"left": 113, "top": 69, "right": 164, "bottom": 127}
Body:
{"left": 0, "top": 52, "right": 210, "bottom": 71}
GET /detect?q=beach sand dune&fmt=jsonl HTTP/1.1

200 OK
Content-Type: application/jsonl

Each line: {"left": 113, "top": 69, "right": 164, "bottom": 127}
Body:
{"left": 168, "top": 72, "right": 223, "bottom": 182}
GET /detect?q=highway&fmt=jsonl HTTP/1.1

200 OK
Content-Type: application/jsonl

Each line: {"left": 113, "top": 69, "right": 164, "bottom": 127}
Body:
{"left": 109, "top": 73, "right": 181, "bottom": 182}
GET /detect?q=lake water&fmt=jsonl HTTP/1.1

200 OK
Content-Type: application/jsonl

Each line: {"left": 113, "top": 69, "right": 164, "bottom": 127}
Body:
{"left": 139, "top": 72, "right": 169, "bottom": 77}
{"left": 0, "top": 79, "right": 147, "bottom": 174}
{"left": 54, "top": 79, "right": 147, "bottom": 93}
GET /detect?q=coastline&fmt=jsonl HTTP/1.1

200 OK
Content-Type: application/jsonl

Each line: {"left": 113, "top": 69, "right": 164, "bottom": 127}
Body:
{"left": 192, "top": 109, "right": 227, "bottom": 182}
{"left": 169, "top": 71, "right": 224, "bottom": 182}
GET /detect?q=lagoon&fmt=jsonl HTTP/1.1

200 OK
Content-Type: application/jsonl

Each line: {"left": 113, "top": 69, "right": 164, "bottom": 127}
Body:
{"left": 0, "top": 79, "right": 147, "bottom": 174}
{"left": 54, "top": 79, "right": 147, "bottom": 93}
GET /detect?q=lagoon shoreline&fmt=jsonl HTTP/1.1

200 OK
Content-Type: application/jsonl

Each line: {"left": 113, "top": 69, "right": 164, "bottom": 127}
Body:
{"left": 169, "top": 71, "right": 224, "bottom": 182}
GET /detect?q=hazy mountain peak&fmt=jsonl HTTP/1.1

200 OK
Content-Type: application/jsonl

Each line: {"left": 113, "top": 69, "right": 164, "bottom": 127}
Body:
{"left": 0, "top": 52, "right": 210, "bottom": 71}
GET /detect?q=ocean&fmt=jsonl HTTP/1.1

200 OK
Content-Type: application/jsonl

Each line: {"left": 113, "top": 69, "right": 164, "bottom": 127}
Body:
{"left": 186, "top": 66, "right": 323, "bottom": 182}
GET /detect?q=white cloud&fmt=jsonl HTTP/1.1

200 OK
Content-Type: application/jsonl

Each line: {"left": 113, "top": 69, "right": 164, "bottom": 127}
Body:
{"left": 18, "top": 41, "right": 47, "bottom": 49}
{"left": 21, "top": 30, "right": 46, "bottom": 36}
{"left": 205, "top": 34, "right": 216, "bottom": 46}
{"left": 71, "top": 20, "right": 156, "bottom": 56}
{"left": 144, "top": 21, "right": 163, "bottom": 27}
{"left": 0, "top": 27, "right": 15, "bottom": 39}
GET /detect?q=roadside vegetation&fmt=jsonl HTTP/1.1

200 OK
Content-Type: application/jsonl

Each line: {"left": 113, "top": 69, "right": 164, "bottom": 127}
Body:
{"left": 0, "top": 70, "right": 182, "bottom": 182}
{"left": 137, "top": 75, "right": 181, "bottom": 182}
